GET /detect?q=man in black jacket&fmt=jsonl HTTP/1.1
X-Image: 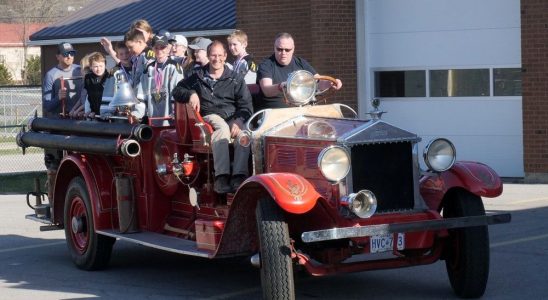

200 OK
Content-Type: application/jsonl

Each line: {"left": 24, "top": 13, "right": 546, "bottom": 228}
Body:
{"left": 172, "top": 40, "right": 253, "bottom": 194}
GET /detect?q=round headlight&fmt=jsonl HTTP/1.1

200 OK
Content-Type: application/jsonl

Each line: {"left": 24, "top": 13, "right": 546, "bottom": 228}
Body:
{"left": 348, "top": 190, "right": 377, "bottom": 218}
{"left": 423, "top": 138, "right": 456, "bottom": 172}
{"left": 286, "top": 70, "right": 316, "bottom": 106}
{"left": 318, "top": 146, "right": 350, "bottom": 182}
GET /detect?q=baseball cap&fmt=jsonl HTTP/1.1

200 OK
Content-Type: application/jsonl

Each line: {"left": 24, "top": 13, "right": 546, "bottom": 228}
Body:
{"left": 152, "top": 34, "right": 170, "bottom": 48}
{"left": 188, "top": 37, "right": 212, "bottom": 51}
{"left": 172, "top": 34, "right": 188, "bottom": 47}
{"left": 158, "top": 29, "right": 172, "bottom": 41}
{"left": 57, "top": 42, "right": 75, "bottom": 55}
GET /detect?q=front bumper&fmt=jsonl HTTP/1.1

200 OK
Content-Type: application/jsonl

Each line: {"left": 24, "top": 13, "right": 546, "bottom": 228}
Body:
{"left": 301, "top": 213, "right": 511, "bottom": 243}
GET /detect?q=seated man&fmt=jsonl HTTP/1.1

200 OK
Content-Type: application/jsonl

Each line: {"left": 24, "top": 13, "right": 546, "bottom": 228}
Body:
{"left": 172, "top": 40, "right": 253, "bottom": 194}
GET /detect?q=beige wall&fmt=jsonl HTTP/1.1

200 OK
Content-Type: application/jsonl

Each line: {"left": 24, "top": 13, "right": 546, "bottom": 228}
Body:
{"left": 0, "top": 46, "right": 41, "bottom": 82}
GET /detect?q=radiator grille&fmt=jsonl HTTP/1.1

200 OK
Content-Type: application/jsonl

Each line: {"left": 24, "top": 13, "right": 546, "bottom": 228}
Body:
{"left": 305, "top": 149, "right": 320, "bottom": 169}
{"left": 350, "top": 142, "right": 415, "bottom": 212}
{"left": 276, "top": 148, "right": 297, "bottom": 166}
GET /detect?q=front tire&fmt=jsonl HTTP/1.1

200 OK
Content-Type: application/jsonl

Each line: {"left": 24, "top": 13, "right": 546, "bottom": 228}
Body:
{"left": 64, "top": 177, "right": 115, "bottom": 270}
{"left": 443, "top": 190, "right": 489, "bottom": 298}
{"left": 256, "top": 197, "right": 295, "bottom": 300}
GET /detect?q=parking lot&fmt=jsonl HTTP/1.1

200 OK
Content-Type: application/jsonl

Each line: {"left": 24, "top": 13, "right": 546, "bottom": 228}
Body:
{"left": 1, "top": 183, "right": 547, "bottom": 299}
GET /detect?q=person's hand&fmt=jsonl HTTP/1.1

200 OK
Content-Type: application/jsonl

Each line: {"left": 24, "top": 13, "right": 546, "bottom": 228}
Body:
{"left": 317, "top": 77, "right": 343, "bottom": 91}
{"left": 100, "top": 37, "right": 114, "bottom": 54}
{"left": 333, "top": 78, "right": 343, "bottom": 90}
{"left": 278, "top": 81, "right": 286, "bottom": 94}
{"left": 229, "top": 118, "right": 244, "bottom": 138}
{"left": 84, "top": 112, "right": 95, "bottom": 119}
{"left": 189, "top": 93, "right": 200, "bottom": 113}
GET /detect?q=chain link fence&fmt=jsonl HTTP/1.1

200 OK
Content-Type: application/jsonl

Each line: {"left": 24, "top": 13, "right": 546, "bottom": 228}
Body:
{"left": 0, "top": 86, "right": 45, "bottom": 174}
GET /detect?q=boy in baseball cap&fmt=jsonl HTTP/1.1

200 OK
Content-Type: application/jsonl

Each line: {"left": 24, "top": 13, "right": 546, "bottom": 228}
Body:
{"left": 137, "top": 32, "right": 183, "bottom": 126}
{"left": 170, "top": 35, "right": 188, "bottom": 63}
{"left": 188, "top": 37, "right": 212, "bottom": 67}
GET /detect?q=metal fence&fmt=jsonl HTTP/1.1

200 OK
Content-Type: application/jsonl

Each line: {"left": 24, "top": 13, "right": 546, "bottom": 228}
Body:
{"left": 0, "top": 86, "right": 45, "bottom": 174}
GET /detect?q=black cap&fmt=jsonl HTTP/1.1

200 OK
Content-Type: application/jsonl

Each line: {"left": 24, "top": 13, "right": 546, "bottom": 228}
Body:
{"left": 57, "top": 42, "right": 75, "bottom": 54}
{"left": 157, "top": 29, "right": 176, "bottom": 43}
{"left": 152, "top": 34, "right": 170, "bottom": 47}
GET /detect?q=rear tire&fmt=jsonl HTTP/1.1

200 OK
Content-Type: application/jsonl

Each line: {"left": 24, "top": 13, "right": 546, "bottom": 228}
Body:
{"left": 443, "top": 190, "right": 489, "bottom": 298}
{"left": 256, "top": 197, "right": 295, "bottom": 300}
{"left": 64, "top": 177, "right": 115, "bottom": 270}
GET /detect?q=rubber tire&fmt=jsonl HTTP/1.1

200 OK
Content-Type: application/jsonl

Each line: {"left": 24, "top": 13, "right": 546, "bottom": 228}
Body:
{"left": 256, "top": 197, "right": 295, "bottom": 300}
{"left": 64, "top": 177, "right": 115, "bottom": 270}
{"left": 443, "top": 190, "right": 489, "bottom": 298}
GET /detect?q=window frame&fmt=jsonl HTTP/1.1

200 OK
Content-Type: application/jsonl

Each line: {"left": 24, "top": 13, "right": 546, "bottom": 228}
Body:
{"left": 371, "top": 65, "right": 522, "bottom": 99}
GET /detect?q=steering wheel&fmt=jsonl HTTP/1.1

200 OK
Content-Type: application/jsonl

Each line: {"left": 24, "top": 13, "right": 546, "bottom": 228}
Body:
{"left": 315, "top": 75, "right": 337, "bottom": 101}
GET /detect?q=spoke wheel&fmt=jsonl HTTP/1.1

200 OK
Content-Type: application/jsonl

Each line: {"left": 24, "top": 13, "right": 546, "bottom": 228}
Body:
{"left": 64, "top": 177, "right": 115, "bottom": 270}
{"left": 443, "top": 190, "right": 489, "bottom": 298}
{"left": 256, "top": 197, "right": 295, "bottom": 300}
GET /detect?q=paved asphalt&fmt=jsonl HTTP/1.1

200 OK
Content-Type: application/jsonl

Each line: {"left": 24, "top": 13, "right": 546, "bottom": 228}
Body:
{"left": 0, "top": 183, "right": 547, "bottom": 299}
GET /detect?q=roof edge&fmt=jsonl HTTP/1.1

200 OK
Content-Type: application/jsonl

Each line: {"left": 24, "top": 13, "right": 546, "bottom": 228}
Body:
{"left": 28, "top": 29, "right": 235, "bottom": 46}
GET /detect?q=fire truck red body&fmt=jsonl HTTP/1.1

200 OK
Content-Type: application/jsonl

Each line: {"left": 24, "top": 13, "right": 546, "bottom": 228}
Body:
{"left": 19, "top": 77, "right": 510, "bottom": 299}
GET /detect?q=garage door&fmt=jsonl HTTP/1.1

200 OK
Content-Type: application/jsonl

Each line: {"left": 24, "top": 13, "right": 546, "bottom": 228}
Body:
{"left": 358, "top": 0, "right": 523, "bottom": 177}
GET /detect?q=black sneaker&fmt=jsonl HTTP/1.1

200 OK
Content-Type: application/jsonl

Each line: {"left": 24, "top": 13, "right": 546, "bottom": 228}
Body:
{"left": 214, "top": 175, "right": 232, "bottom": 194}
{"left": 230, "top": 175, "right": 246, "bottom": 192}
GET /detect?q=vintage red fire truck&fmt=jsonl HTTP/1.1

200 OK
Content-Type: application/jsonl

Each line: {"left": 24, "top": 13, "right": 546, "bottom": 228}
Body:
{"left": 19, "top": 71, "right": 510, "bottom": 299}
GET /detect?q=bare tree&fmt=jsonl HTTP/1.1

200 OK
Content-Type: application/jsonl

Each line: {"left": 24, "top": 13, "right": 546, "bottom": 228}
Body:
{"left": 2, "top": 0, "right": 91, "bottom": 83}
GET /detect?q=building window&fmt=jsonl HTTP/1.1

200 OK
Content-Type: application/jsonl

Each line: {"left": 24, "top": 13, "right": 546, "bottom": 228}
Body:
{"left": 374, "top": 70, "right": 426, "bottom": 97}
{"left": 429, "top": 69, "right": 489, "bottom": 97}
{"left": 494, "top": 68, "right": 522, "bottom": 96}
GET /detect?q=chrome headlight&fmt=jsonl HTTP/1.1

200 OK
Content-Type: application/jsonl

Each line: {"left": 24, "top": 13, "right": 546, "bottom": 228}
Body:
{"left": 305, "top": 121, "right": 337, "bottom": 139}
{"left": 286, "top": 70, "right": 316, "bottom": 106}
{"left": 423, "top": 138, "right": 456, "bottom": 172}
{"left": 318, "top": 146, "right": 350, "bottom": 183}
{"left": 342, "top": 190, "right": 377, "bottom": 218}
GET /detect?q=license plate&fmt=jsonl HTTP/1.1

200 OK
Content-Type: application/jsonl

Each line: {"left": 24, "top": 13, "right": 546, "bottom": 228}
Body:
{"left": 370, "top": 233, "right": 405, "bottom": 253}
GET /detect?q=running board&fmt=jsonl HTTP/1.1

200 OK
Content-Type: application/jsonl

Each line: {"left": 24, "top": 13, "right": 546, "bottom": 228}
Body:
{"left": 97, "top": 229, "right": 213, "bottom": 258}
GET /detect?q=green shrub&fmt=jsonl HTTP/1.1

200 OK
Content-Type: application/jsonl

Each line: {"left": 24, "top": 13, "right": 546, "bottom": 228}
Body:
{"left": 25, "top": 56, "right": 41, "bottom": 85}
{"left": 0, "top": 63, "right": 13, "bottom": 85}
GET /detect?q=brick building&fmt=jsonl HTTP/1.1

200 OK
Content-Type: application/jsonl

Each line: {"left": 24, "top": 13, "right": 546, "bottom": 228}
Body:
{"left": 521, "top": 0, "right": 548, "bottom": 182}
{"left": 237, "top": 0, "right": 356, "bottom": 109}
{"left": 0, "top": 23, "right": 47, "bottom": 82}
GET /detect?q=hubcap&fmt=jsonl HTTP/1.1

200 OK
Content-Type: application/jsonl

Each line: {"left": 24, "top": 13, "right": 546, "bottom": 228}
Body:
{"left": 71, "top": 216, "right": 84, "bottom": 234}
{"left": 69, "top": 196, "right": 89, "bottom": 254}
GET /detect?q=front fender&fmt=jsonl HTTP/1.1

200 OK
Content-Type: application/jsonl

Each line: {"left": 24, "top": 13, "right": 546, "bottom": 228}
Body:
{"left": 420, "top": 161, "right": 502, "bottom": 210}
{"left": 239, "top": 173, "right": 321, "bottom": 214}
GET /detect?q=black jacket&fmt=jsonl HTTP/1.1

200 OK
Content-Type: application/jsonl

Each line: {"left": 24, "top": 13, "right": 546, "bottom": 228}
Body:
{"left": 172, "top": 65, "right": 253, "bottom": 121}
{"left": 84, "top": 71, "right": 110, "bottom": 115}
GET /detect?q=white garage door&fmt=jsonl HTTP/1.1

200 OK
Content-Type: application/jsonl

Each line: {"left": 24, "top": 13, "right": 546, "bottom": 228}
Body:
{"left": 357, "top": 0, "right": 523, "bottom": 177}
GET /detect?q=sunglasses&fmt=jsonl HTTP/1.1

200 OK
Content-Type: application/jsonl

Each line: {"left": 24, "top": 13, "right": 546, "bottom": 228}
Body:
{"left": 61, "top": 51, "right": 76, "bottom": 57}
{"left": 276, "top": 47, "right": 293, "bottom": 53}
